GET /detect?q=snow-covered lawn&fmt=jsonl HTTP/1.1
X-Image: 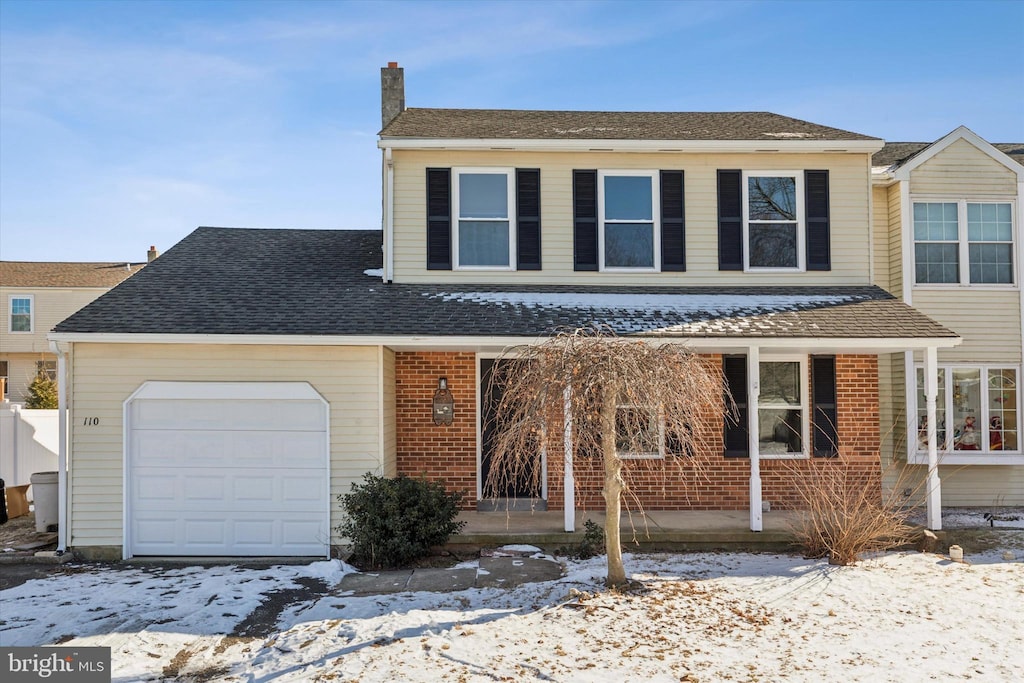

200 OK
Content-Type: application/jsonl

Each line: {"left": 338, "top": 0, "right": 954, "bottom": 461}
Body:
{"left": 2, "top": 540, "right": 1022, "bottom": 682}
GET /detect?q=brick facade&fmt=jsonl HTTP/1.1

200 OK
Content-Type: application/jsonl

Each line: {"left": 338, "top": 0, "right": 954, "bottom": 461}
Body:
{"left": 395, "top": 351, "right": 881, "bottom": 512}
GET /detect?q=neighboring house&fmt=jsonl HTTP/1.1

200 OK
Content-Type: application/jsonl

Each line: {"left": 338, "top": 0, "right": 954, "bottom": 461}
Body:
{"left": 872, "top": 129, "right": 1024, "bottom": 506}
{"left": 1, "top": 257, "right": 151, "bottom": 403}
{"left": 49, "top": 64, "right": 961, "bottom": 561}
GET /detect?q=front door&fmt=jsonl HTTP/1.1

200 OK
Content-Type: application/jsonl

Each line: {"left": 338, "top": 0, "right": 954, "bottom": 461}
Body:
{"left": 479, "top": 358, "right": 544, "bottom": 510}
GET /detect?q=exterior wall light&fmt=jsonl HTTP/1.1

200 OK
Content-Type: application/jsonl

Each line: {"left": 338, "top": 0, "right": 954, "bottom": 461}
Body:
{"left": 432, "top": 377, "right": 454, "bottom": 425}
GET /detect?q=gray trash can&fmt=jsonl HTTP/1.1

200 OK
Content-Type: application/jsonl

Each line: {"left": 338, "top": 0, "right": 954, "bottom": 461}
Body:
{"left": 30, "top": 471, "right": 59, "bottom": 533}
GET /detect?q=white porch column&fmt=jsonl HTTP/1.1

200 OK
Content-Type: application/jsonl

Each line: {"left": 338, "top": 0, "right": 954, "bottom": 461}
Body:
{"left": 563, "top": 385, "right": 575, "bottom": 532}
{"left": 924, "top": 346, "right": 942, "bottom": 531}
{"left": 748, "top": 347, "right": 762, "bottom": 531}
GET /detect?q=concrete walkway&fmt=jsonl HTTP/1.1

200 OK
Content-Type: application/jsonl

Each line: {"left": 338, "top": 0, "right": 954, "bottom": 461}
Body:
{"left": 338, "top": 556, "right": 564, "bottom": 595}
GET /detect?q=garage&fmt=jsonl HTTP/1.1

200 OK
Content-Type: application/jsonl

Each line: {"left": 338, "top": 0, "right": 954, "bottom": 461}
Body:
{"left": 125, "top": 381, "right": 329, "bottom": 558}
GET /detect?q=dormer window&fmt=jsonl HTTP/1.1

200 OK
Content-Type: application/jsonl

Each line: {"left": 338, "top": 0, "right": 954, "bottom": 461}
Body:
{"left": 452, "top": 168, "right": 515, "bottom": 269}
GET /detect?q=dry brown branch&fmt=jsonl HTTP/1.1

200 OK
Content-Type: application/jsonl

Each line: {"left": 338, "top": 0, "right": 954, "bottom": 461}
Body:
{"left": 484, "top": 326, "right": 730, "bottom": 586}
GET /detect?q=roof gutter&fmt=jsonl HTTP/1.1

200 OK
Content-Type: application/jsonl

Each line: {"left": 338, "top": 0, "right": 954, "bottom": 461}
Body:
{"left": 378, "top": 138, "right": 884, "bottom": 154}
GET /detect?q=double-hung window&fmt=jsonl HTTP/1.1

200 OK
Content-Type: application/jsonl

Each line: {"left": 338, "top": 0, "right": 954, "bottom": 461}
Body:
{"left": 758, "top": 359, "right": 808, "bottom": 456}
{"left": 913, "top": 200, "right": 1015, "bottom": 285}
{"left": 914, "top": 365, "right": 1020, "bottom": 462}
{"left": 744, "top": 172, "right": 804, "bottom": 270}
{"left": 452, "top": 168, "right": 515, "bottom": 269}
{"left": 615, "top": 403, "right": 664, "bottom": 459}
{"left": 9, "top": 295, "right": 33, "bottom": 333}
{"left": 599, "top": 170, "right": 660, "bottom": 270}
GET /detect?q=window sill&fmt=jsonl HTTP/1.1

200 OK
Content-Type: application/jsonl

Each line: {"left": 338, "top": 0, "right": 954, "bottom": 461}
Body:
{"left": 453, "top": 265, "right": 515, "bottom": 272}
{"left": 909, "top": 451, "right": 1024, "bottom": 466}
{"left": 617, "top": 452, "right": 664, "bottom": 460}
{"left": 600, "top": 267, "right": 661, "bottom": 274}
{"left": 758, "top": 452, "right": 809, "bottom": 460}
{"left": 744, "top": 267, "right": 806, "bottom": 274}
{"left": 913, "top": 284, "right": 1018, "bottom": 291}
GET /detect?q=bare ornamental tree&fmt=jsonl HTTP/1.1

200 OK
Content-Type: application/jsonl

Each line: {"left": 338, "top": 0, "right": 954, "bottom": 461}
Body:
{"left": 484, "top": 328, "right": 730, "bottom": 587}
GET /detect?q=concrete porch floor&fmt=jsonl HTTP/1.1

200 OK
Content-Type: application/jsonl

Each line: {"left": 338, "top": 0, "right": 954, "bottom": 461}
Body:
{"left": 451, "top": 509, "right": 800, "bottom": 552}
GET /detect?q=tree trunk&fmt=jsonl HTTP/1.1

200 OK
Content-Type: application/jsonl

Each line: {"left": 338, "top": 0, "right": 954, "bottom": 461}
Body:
{"left": 601, "top": 389, "right": 626, "bottom": 587}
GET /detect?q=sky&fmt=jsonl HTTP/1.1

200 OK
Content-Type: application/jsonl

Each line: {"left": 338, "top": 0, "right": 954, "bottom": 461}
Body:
{"left": 1, "top": 0, "right": 1022, "bottom": 263}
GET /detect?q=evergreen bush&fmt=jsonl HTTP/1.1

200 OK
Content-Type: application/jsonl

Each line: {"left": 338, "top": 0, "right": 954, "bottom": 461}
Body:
{"left": 337, "top": 473, "right": 465, "bottom": 569}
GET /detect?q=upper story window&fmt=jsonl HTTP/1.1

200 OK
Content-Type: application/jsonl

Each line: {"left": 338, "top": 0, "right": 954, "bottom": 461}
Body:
{"left": 744, "top": 172, "right": 805, "bottom": 270}
{"left": 598, "top": 171, "right": 660, "bottom": 271}
{"left": 452, "top": 168, "right": 515, "bottom": 269}
{"left": 913, "top": 200, "right": 1015, "bottom": 285}
{"left": 9, "top": 295, "right": 33, "bottom": 333}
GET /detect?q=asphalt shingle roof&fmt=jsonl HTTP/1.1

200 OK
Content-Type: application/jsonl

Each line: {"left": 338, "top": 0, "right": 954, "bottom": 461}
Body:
{"left": 873, "top": 142, "right": 1024, "bottom": 169}
{"left": 1, "top": 261, "right": 146, "bottom": 288}
{"left": 54, "top": 228, "right": 956, "bottom": 341}
{"left": 380, "top": 108, "right": 880, "bottom": 142}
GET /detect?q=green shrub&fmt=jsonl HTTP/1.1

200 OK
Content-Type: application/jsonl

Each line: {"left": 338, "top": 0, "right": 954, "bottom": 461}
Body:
{"left": 337, "top": 474, "right": 466, "bottom": 569}
{"left": 559, "top": 519, "right": 606, "bottom": 560}
{"left": 24, "top": 366, "right": 58, "bottom": 409}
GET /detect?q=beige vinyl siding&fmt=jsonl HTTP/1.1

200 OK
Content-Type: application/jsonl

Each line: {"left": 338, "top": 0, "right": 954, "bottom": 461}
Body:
{"left": 912, "top": 290, "right": 1022, "bottom": 363}
{"left": 382, "top": 346, "right": 397, "bottom": 477}
{"left": 909, "top": 139, "right": 1018, "bottom": 196}
{"left": 1, "top": 353, "right": 53, "bottom": 403}
{"left": 887, "top": 184, "right": 904, "bottom": 297}
{"left": 871, "top": 186, "right": 891, "bottom": 292}
{"left": 68, "top": 343, "right": 382, "bottom": 549}
{"left": 392, "top": 150, "right": 874, "bottom": 285}
{"left": 890, "top": 464, "right": 1024, "bottom": 507}
{"left": 0, "top": 287, "right": 109, "bottom": 353}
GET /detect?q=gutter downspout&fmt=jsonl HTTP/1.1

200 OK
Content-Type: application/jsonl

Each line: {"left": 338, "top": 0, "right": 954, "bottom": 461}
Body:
{"left": 384, "top": 146, "right": 394, "bottom": 283}
{"left": 49, "top": 340, "right": 68, "bottom": 554}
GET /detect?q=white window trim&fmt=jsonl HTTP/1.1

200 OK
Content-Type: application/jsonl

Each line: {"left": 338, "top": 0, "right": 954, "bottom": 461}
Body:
{"left": 911, "top": 363, "right": 1023, "bottom": 465}
{"left": 911, "top": 197, "right": 1018, "bottom": 290}
{"left": 597, "top": 169, "right": 661, "bottom": 273}
{"left": 8, "top": 294, "right": 34, "bottom": 334}
{"left": 756, "top": 355, "right": 810, "bottom": 459}
{"left": 615, "top": 403, "right": 666, "bottom": 460}
{"left": 452, "top": 167, "right": 516, "bottom": 271}
{"left": 742, "top": 171, "right": 806, "bottom": 273}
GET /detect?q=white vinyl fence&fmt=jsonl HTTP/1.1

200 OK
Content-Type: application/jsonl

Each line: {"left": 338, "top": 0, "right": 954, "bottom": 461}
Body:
{"left": 0, "top": 405, "right": 59, "bottom": 487}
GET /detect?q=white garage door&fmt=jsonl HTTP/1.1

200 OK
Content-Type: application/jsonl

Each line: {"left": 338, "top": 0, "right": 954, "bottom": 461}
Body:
{"left": 126, "top": 382, "right": 329, "bottom": 557}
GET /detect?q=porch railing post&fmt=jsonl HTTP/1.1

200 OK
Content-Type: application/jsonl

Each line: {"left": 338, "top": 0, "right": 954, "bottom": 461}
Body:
{"left": 924, "top": 346, "right": 942, "bottom": 531}
{"left": 748, "top": 346, "right": 762, "bottom": 532}
{"left": 563, "top": 384, "right": 574, "bottom": 532}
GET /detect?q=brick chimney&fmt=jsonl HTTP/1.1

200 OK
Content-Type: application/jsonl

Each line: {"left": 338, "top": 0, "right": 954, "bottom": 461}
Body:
{"left": 381, "top": 62, "right": 405, "bottom": 129}
{"left": 147, "top": 245, "right": 159, "bottom": 262}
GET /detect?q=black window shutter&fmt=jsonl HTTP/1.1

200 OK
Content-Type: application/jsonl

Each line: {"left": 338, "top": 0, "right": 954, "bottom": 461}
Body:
{"left": 805, "top": 170, "right": 831, "bottom": 271}
{"left": 811, "top": 355, "right": 839, "bottom": 457}
{"left": 426, "top": 168, "right": 452, "bottom": 270}
{"left": 718, "top": 170, "right": 743, "bottom": 270}
{"left": 573, "top": 170, "right": 598, "bottom": 271}
{"left": 516, "top": 169, "right": 541, "bottom": 270}
{"left": 723, "top": 355, "right": 749, "bottom": 457}
{"left": 660, "top": 170, "right": 686, "bottom": 271}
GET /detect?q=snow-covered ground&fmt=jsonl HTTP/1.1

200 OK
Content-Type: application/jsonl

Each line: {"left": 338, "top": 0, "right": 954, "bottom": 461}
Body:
{"left": 2, "top": 539, "right": 1022, "bottom": 682}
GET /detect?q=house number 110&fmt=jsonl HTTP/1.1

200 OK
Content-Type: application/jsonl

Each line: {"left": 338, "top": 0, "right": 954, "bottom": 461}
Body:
{"left": 83, "top": 417, "right": 99, "bottom": 426}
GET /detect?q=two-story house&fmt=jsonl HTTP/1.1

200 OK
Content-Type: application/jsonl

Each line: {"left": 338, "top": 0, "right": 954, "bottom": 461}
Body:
{"left": 1, "top": 258, "right": 150, "bottom": 403}
{"left": 48, "top": 64, "right": 959, "bottom": 561}
{"left": 872, "top": 130, "right": 1023, "bottom": 507}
